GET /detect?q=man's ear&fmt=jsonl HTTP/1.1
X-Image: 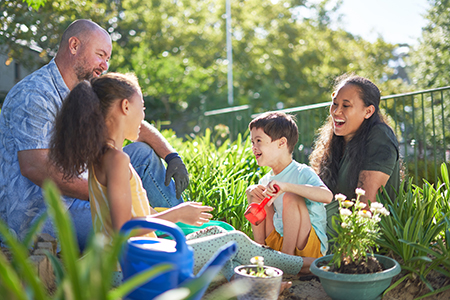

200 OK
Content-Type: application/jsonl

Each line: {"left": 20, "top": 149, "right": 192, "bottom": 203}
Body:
{"left": 121, "top": 99, "right": 130, "bottom": 115}
{"left": 68, "top": 37, "right": 81, "bottom": 54}
{"left": 365, "top": 105, "right": 375, "bottom": 119}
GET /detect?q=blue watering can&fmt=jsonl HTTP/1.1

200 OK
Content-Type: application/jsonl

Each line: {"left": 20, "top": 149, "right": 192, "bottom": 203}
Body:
{"left": 119, "top": 217, "right": 238, "bottom": 300}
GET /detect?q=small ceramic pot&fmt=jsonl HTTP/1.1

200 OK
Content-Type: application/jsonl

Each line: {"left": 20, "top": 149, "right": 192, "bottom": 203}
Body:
{"left": 233, "top": 265, "right": 283, "bottom": 300}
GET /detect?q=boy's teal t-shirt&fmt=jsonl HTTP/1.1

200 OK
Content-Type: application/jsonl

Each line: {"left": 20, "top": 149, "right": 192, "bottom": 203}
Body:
{"left": 259, "top": 160, "right": 328, "bottom": 255}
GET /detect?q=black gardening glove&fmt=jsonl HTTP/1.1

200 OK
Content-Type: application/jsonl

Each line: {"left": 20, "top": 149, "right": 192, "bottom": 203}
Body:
{"left": 164, "top": 153, "right": 189, "bottom": 199}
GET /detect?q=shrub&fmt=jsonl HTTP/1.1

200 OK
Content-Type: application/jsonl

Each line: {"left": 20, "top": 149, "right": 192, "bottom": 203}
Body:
{"left": 378, "top": 163, "right": 450, "bottom": 296}
{"left": 163, "top": 128, "right": 268, "bottom": 236}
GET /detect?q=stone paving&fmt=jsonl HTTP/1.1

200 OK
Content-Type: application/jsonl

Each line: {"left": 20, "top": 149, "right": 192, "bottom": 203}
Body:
{"left": 1, "top": 233, "right": 57, "bottom": 292}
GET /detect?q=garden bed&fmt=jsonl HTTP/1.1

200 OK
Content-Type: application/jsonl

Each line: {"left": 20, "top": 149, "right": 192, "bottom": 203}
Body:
{"left": 204, "top": 271, "right": 450, "bottom": 300}
{"left": 279, "top": 272, "right": 450, "bottom": 300}
{"left": 4, "top": 242, "right": 450, "bottom": 300}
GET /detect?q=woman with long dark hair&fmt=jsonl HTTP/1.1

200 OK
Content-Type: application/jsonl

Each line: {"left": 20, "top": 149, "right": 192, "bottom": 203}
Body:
{"left": 309, "top": 74, "right": 400, "bottom": 240}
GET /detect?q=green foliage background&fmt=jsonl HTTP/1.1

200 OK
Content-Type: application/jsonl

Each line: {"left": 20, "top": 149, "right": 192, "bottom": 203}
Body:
{"left": 2, "top": 0, "right": 408, "bottom": 136}
{"left": 163, "top": 127, "right": 268, "bottom": 236}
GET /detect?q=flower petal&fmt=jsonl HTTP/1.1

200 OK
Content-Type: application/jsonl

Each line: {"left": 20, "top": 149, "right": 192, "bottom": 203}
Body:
{"left": 355, "top": 188, "right": 366, "bottom": 196}
{"left": 335, "top": 193, "right": 347, "bottom": 201}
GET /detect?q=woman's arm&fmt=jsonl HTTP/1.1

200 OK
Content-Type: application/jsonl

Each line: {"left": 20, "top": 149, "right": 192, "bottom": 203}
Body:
{"left": 266, "top": 180, "right": 333, "bottom": 204}
{"left": 358, "top": 170, "right": 390, "bottom": 205}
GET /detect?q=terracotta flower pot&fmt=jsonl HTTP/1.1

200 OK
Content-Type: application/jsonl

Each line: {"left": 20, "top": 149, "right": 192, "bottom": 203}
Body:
{"left": 310, "top": 254, "right": 401, "bottom": 300}
{"left": 233, "top": 265, "right": 283, "bottom": 300}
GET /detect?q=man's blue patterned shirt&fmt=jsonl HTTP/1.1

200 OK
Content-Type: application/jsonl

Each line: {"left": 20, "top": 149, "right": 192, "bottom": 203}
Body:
{"left": 0, "top": 59, "right": 75, "bottom": 240}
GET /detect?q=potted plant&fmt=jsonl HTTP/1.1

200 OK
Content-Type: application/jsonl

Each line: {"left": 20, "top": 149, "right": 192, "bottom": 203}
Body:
{"left": 233, "top": 256, "right": 283, "bottom": 300}
{"left": 310, "top": 188, "right": 401, "bottom": 300}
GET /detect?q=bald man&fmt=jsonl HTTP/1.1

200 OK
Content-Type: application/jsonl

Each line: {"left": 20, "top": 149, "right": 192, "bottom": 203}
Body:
{"left": 0, "top": 20, "right": 187, "bottom": 251}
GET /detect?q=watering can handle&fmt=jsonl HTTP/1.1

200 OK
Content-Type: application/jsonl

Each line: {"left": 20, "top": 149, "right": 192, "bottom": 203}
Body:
{"left": 120, "top": 217, "right": 188, "bottom": 253}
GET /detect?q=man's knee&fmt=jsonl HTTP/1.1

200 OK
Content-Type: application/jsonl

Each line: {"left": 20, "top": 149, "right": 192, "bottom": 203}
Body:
{"left": 124, "top": 141, "right": 154, "bottom": 158}
{"left": 124, "top": 142, "right": 163, "bottom": 171}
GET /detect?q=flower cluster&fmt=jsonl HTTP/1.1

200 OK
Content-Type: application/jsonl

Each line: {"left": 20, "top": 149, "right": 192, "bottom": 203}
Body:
{"left": 330, "top": 188, "right": 390, "bottom": 268}
{"left": 239, "top": 256, "right": 276, "bottom": 277}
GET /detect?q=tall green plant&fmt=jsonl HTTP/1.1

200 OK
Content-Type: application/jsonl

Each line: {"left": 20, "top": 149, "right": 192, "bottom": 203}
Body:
{"left": 399, "top": 163, "right": 450, "bottom": 299}
{"left": 0, "top": 180, "right": 173, "bottom": 300}
{"left": 378, "top": 163, "right": 450, "bottom": 295}
{"left": 172, "top": 128, "right": 268, "bottom": 236}
{"left": 401, "top": 217, "right": 450, "bottom": 300}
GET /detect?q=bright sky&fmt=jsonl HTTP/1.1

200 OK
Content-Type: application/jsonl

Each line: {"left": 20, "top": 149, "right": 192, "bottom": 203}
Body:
{"left": 336, "top": 0, "right": 430, "bottom": 45}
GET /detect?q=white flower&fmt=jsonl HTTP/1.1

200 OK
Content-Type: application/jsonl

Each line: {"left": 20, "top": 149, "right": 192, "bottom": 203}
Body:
{"left": 355, "top": 202, "right": 367, "bottom": 210}
{"left": 319, "top": 266, "right": 330, "bottom": 271}
{"left": 239, "top": 269, "right": 250, "bottom": 275}
{"left": 335, "top": 193, "right": 347, "bottom": 202}
{"left": 265, "top": 268, "right": 276, "bottom": 277}
{"left": 379, "top": 207, "right": 390, "bottom": 216}
{"left": 355, "top": 188, "right": 366, "bottom": 196}
{"left": 331, "top": 191, "right": 391, "bottom": 266}
{"left": 342, "top": 200, "right": 354, "bottom": 208}
{"left": 340, "top": 208, "right": 352, "bottom": 216}
{"left": 358, "top": 210, "right": 372, "bottom": 218}
{"left": 250, "top": 256, "right": 264, "bottom": 268}
{"left": 370, "top": 202, "right": 384, "bottom": 210}
{"left": 370, "top": 202, "right": 384, "bottom": 214}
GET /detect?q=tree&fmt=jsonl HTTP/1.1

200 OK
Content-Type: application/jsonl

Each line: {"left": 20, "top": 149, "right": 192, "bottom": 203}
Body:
{"left": 109, "top": 0, "right": 400, "bottom": 134}
{"left": 0, "top": 0, "right": 120, "bottom": 69}
{"left": 408, "top": 0, "right": 450, "bottom": 88}
{"left": 1, "top": 0, "right": 401, "bottom": 136}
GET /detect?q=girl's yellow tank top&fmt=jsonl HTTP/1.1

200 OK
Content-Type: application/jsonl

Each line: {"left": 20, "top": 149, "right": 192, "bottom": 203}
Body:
{"left": 88, "top": 163, "right": 157, "bottom": 242}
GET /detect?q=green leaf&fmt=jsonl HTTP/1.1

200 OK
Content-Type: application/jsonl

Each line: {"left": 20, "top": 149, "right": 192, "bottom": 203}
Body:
{"left": 42, "top": 180, "right": 82, "bottom": 299}
{"left": 0, "top": 218, "right": 48, "bottom": 299}
{"left": 0, "top": 251, "right": 28, "bottom": 300}
{"left": 383, "top": 274, "right": 409, "bottom": 295}
{"left": 414, "top": 284, "right": 450, "bottom": 300}
{"left": 23, "top": 0, "right": 48, "bottom": 10}
{"left": 23, "top": 211, "right": 48, "bottom": 249}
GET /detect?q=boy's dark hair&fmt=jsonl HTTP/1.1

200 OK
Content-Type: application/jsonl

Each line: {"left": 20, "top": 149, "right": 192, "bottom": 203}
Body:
{"left": 249, "top": 112, "right": 298, "bottom": 153}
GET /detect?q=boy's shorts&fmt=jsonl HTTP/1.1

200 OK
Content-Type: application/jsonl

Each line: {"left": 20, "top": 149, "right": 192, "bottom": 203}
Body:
{"left": 265, "top": 227, "right": 323, "bottom": 258}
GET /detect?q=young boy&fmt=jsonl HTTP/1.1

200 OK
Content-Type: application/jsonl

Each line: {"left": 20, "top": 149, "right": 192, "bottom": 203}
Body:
{"left": 246, "top": 112, "right": 333, "bottom": 271}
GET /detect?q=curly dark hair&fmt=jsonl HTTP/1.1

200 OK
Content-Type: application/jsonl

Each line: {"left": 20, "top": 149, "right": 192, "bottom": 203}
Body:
{"left": 309, "top": 74, "right": 392, "bottom": 197}
{"left": 49, "top": 72, "right": 140, "bottom": 180}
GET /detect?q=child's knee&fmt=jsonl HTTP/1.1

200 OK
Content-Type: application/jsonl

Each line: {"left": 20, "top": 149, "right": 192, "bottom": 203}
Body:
{"left": 283, "top": 192, "right": 305, "bottom": 208}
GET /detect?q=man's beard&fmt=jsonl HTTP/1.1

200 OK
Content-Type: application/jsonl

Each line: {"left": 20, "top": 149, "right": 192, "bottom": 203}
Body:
{"left": 74, "top": 58, "right": 94, "bottom": 82}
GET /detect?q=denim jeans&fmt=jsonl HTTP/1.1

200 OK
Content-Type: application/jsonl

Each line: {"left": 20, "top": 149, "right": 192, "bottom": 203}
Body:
{"left": 64, "top": 142, "right": 183, "bottom": 252}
